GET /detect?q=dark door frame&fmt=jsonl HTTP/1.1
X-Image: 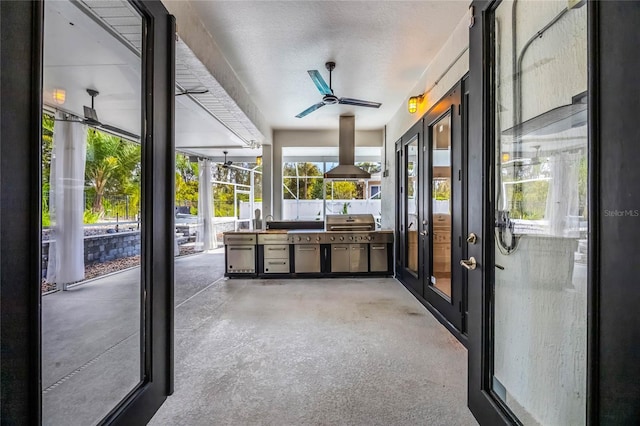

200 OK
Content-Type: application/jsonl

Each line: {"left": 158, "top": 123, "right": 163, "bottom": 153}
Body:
{"left": 466, "top": 2, "right": 512, "bottom": 422}
{"left": 0, "top": 1, "right": 175, "bottom": 424}
{"left": 468, "top": 0, "right": 640, "bottom": 424}
{"left": 591, "top": 1, "right": 640, "bottom": 423}
{"left": 395, "top": 81, "right": 469, "bottom": 344}
{"left": 395, "top": 119, "right": 424, "bottom": 295}
{"left": 421, "top": 81, "right": 464, "bottom": 334}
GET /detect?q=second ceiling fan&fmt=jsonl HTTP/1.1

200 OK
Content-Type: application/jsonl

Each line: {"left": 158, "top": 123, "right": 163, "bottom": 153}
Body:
{"left": 295, "top": 61, "right": 382, "bottom": 118}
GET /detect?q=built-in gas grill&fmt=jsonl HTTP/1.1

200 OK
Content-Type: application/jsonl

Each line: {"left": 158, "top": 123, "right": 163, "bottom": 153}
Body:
{"left": 324, "top": 214, "right": 390, "bottom": 273}
{"left": 226, "top": 214, "right": 393, "bottom": 278}
{"left": 325, "top": 214, "right": 376, "bottom": 232}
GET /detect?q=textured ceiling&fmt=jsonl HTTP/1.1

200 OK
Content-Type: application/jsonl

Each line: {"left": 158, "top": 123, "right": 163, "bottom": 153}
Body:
{"left": 43, "top": 0, "right": 470, "bottom": 158}
{"left": 44, "top": 0, "right": 263, "bottom": 159}
{"left": 189, "top": 0, "right": 470, "bottom": 130}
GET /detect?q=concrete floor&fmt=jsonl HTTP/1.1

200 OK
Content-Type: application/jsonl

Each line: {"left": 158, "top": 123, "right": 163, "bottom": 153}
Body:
{"left": 42, "top": 250, "right": 226, "bottom": 426}
{"left": 151, "top": 277, "right": 476, "bottom": 426}
{"left": 42, "top": 250, "right": 476, "bottom": 425}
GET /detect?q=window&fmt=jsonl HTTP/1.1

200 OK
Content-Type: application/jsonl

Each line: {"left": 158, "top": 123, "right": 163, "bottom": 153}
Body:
{"left": 281, "top": 148, "right": 382, "bottom": 222}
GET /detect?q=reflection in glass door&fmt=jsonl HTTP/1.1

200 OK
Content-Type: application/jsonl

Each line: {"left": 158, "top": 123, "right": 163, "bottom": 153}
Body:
{"left": 430, "top": 113, "right": 452, "bottom": 298}
{"left": 41, "top": 1, "right": 143, "bottom": 424}
{"left": 490, "top": 1, "right": 588, "bottom": 424}
{"left": 405, "top": 137, "right": 419, "bottom": 276}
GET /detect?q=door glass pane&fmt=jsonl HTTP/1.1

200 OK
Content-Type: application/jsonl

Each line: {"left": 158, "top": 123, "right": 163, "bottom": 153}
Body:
{"left": 492, "top": 1, "right": 587, "bottom": 424}
{"left": 431, "top": 113, "right": 452, "bottom": 298}
{"left": 405, "top": 137, "right": 419, "bottom": 274}
{"left": 42, "top": 0, "right": 143, "bottom": 424}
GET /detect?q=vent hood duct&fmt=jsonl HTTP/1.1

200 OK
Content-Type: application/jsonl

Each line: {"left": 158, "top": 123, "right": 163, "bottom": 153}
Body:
{"left": 324, "top": 115, "right": 371, "bottom": 179}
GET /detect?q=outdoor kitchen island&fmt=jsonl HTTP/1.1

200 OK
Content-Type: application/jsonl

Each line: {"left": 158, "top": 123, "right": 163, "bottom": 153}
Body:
{"left": 224, "top": 214, "right": 393, "bottom": 278}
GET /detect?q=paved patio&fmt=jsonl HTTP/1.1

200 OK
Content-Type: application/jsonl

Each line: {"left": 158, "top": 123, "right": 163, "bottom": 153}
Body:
{"left": 42, "top": 249, "right": 475, "bottom": 425}
{"left": 42, "top": 249, "right": 226, "bottom": 426}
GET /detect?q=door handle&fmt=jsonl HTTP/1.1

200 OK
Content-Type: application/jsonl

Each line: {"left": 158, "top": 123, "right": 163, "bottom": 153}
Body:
{"left": 419, "top": 231, "right": 427, "bottom": 236}
{"left": 460, "top": 257, "right": 477, "bottom": 270}
{"left": 466, "top": 233, "right": 478, "bottom": 244}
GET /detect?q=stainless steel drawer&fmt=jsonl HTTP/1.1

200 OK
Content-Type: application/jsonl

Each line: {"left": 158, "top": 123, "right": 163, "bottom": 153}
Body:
{"left": 263, "top": 244, "right": 290, "bottom": 259}
{"left": 224, "top": 234, "right": 257, "bottom": 245}
{"left": 264, "top": 259, "right": 290, "bottom": 273}
{"left": 258, "top": 234, "right": 289, "bottom": 244}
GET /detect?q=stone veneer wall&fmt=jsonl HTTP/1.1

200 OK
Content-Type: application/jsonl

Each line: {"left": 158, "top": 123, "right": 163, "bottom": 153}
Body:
{"left": 42, "top": 231, "right": 141, "bottom": 278}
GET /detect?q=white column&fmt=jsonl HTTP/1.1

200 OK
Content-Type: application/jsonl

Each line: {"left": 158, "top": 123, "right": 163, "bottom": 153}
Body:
{"left": 47, "top": 113, "right": 87, "bottom": 289}
{"left": 196, "top": 159, "right": 215, "bottom": 250}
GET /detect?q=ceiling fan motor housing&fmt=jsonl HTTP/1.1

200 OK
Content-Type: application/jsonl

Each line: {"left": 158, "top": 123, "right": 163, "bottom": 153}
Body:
{"left": 323, "top": 94, "right": 339, "bottom": 105}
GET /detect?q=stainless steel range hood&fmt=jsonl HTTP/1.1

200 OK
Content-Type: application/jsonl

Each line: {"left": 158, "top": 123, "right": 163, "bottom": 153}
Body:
{"left": 324, "top": 115, "right": 371, "bottom": 179}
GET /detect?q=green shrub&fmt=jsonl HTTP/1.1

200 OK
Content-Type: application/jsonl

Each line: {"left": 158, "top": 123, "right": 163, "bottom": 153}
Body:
{"left": 42, "top": 212, "right": 51, "bottom": 227}
{"left": 83, "top": 210, "right": 100, "bottom": 224}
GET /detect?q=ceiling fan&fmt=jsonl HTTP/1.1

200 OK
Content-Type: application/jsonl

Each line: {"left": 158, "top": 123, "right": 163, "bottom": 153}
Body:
{"left": 221, "top": 151, "right": 233, "bottom": 168}
{"left": 56, "top": 89, "right": 138, "bottom": 140}
{"left": 295, "top": 62, "right": 382, "bottom": 118}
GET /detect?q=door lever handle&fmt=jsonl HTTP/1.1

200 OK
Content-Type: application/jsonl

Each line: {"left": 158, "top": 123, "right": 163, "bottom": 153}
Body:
{"left": 460, "top": 257, "right": 477, "bottom": 270}
{"left": 419, "top": 231, "right": 427, "bottom": 236}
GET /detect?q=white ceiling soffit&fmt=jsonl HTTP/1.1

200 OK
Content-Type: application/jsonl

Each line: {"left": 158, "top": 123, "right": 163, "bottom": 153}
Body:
{"left": 43, "top": 0, "right": 142, "bottom": 138}
{"left": 175, "top": 39, "right": 265, "bottom": 147}
{"left": 48, "top": 0, "right": 264, "bottom": 158}
{"left": 188, "top": 0, "right": 470, "bottom": 131}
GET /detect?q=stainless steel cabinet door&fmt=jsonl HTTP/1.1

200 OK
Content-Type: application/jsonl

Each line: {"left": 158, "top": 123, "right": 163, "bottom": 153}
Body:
{"left": 370, "top": 244, "right": 389, "bottom": 272}
{"left": 331, "top": 245, "right": 350, "bottom": 272}
{"left": 294, "top": 245, "right": 321, "bottom": 273}
{"left": 349, "top": 244, "right": 368, "bottom": 272}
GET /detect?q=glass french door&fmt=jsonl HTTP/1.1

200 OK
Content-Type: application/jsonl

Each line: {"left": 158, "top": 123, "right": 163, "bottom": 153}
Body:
{"left": 422, "top": 83, "right": 465, "bottom": 333}
{"left": 468, "top": 1, "right": 589, "bottom": 424}
{"left": 0, "top": 0, "right": 174, "bottom": 423}
{"left": 396, "top": 120, "right": 424, "bottom": 294}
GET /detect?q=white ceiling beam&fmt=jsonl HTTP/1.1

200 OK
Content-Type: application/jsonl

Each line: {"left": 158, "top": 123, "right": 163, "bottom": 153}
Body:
{"left": 162, "top": 0, "right": 272, "bottom": 144}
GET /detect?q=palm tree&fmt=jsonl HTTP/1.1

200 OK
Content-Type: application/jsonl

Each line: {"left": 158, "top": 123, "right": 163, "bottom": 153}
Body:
{"left": 85, "top": 129, "right": 141, "bottom": 215}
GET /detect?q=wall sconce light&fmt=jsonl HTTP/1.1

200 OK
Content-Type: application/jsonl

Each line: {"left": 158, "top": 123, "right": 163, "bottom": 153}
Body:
{"left": 256, "top": 156, "right": 262, "bottom": 166}
{"left": 52, "top": 88, "right": 66, "bottom": 105}
{"left": 408, "top": 94, "right": 424, "bottom": 114}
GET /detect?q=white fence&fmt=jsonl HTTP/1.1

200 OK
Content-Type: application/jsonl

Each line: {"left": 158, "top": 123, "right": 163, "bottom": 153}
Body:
{"left": 237, "top": 199, "right": 382, "bottom": 226}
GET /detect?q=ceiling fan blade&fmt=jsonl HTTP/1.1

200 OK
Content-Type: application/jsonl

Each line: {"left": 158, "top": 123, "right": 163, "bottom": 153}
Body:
{"left": 307, "top": 70, "right": 332, "bottom": 95}
{"left": 295, "top": 102, "right": 326, "bottom": 118}
{"left": 339, "top": 98, "right": 382, "bottom": 108}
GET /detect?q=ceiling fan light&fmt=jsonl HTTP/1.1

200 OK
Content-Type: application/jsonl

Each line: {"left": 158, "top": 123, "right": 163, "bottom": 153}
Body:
{"left": 52, "top": 88, "right": 66, "bottom": 105}
{"left": 408, "top": 95, "right": 421, "bottom": 114}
